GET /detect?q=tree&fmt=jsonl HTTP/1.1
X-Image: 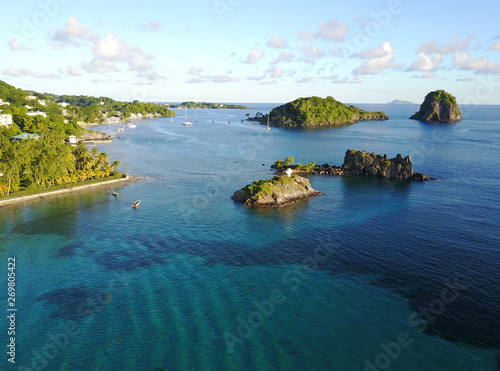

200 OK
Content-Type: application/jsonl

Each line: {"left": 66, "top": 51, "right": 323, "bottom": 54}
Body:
{"left": 284, "top": 156, "right": 295, "bottom": 166}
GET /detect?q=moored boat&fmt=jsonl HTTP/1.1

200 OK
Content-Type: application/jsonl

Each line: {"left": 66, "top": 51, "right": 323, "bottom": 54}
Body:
{"left": 132, "top": 200, "right": 141, "bottom": 208}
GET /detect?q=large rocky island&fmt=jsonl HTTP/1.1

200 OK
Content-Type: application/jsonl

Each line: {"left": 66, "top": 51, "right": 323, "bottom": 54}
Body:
{"left": 232, "top": 175, "right": 320, "bottom": 207}
{"left": 410, "top": 90, "right": 461, "bottom": 123}
{"left": 248, "top": 96, "right": 388, "bottom": 128}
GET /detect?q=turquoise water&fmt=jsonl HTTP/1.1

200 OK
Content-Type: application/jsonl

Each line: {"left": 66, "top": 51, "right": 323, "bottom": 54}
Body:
{"left": 1, "top": 104, "right": 500, "bottom": 370}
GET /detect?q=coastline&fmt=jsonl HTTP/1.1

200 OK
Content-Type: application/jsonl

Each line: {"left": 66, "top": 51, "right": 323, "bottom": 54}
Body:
{"left": 0, "top": 175, "right": 135, "bottom": 208}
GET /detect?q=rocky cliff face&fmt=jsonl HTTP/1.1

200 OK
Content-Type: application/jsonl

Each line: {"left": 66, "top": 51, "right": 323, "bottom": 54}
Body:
{"left": 232, "top": 175, "right": 320, "bottom": 207}
{"left": 410, "top": 90, "right": 462, "bottom": 123}
{"left": 342, "top": 149, "right": 414, "bottom": 179}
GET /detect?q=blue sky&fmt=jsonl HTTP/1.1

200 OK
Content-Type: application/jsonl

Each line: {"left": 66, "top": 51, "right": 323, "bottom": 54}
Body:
{"left": 2, "top": 0, "right": 500, "bottom": 103}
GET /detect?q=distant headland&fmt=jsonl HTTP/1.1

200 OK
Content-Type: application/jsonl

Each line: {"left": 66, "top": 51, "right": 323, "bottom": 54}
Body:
{"left": 248, "top": 96, "right": 388, "bottom": 128}
{"left": 387, "top": 99, "right": 415, "bottom": 105}
{"left": 172, "top": 101, "right": 249, "bottom": 109}
{"left": 410, "top": 90, "right": 461, "bottom": 123}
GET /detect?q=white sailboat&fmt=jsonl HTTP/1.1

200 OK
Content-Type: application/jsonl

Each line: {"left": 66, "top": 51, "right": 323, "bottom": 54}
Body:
{"left": 181, "top": 107, "right": 193, "bottom": 126}
{"left": 267, "top": 115, "right": 271, "bottom": 130}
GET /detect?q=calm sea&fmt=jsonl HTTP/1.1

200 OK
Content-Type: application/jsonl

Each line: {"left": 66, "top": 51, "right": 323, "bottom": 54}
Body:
{"left": 1, "top": 104, "right": 499, "bottom": 370}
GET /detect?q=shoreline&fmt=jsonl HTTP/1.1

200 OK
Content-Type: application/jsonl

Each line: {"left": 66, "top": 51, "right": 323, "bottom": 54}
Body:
{"left": 0, "top": 176, "right": 135, "bottom": 208}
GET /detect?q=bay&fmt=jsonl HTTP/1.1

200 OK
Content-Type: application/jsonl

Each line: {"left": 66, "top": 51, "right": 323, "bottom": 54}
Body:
{"left": 1, "top": 104, "right": 499, "bottom": 370}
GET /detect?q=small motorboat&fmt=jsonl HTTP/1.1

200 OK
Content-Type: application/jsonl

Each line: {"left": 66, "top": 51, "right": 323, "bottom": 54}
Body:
{"left": 118, "top": 127, "right": 124, "bottom": 132}
{"left": 112, "top": 192, "right": 119, "bottom": 197}
{"left": 132, "top": 200, "right": 141, "bottom": 208}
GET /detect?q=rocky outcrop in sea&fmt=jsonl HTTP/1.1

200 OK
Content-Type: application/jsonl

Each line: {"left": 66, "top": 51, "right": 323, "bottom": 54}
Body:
{"left": 410, "top": 90, "right": 461, "bottom": 123}
{"left": 232, "top": 175, "right": 320, "bottom": 207}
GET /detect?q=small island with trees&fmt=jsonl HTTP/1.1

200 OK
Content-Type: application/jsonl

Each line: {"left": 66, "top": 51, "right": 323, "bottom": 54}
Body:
{"left": 272, "top": 150, "right": 432, "bottom": 181}
{"left": 233, "top": 149, "right": 433, "bottom": 208}
{"left": 172, "top": 101, "right": 249, "bottom": 109}
{"left": 410, "top": 90, "right": 461, "bottom": 123}
{"left": 232, "top": 174, "right": 320, "bottom": 207}
{"left": 248, "top": 96, "right": 388, "bottom": 128}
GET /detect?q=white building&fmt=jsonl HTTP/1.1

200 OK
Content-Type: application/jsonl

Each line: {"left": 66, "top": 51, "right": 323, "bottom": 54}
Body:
{"left": 26, "top": 111, "right": 47, "bottom": 118}
{"left": 38, "top": 100, "right": 46, "bottom": 106}
{"left": 68, "top": 135, "right": 77, "bottom": 144}
{"left": 0, "top": 114, "right": 13, "bottom": 127}
{"left": 0, "top": 99, "right": 10, "bottom": 106}
{"left": 26, "top": 95, "right": 37, "bottom": 100}
{"left": 24, "top": 105, "right": 33, "bottom": 109}
{"left": 58, "top": 102, "right": 70, "bottom": 107}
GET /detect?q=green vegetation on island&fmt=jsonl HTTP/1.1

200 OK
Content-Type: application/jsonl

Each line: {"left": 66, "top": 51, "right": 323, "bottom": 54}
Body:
{"left": 410, "top": 90, "right": 461, "bottom": 123}
{"left": 174, "top": 101, "right": 249, "bottom": 109}
{"left": 1, "top": 79, "right": 175, "bottom": 127}
{"left": 232, "top": 174, "right": 320, "bottom": 207}
{"left": 268, "top": 150, "right": 432, "bottom": 180}
{"left": 0, "top": 80, "right": 127, "bottom": 197}
{"left": 249, "top": 96, "right": 388, "bottom": 128}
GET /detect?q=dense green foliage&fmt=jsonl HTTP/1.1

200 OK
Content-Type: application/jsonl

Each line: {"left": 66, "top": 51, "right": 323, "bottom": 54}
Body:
{"left": 273, "top": 158, "right": 316, "bottom": 172}
{"left": 0, "top": 80, "right": 125, "bottom": 197}
{"left": 176, "top": 101, "right": 249, "bottom": 109}
{"left": 0, "top": 132, "right": 121, "bottom": 196}
{"left": 255, "top": 96, "right": 388, "bottom": 128}
{"left": 243, "top": 175, "right": 295, "bottom": 196}
{"left": 1, "top": 80, "right": 175, "bottom": 127}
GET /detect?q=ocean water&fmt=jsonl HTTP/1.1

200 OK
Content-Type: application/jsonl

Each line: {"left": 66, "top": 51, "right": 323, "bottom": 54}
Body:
{"left": 1, "top": 104, "right": 499, "bottom": 370}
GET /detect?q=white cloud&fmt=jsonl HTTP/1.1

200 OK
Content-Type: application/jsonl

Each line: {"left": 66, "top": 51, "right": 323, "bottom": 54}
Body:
{"left": 68, "top": 65, "right": 83, "bottom": 76}
{"left": 456, "top": 77, "right": 475, "bottom": 82}
{"left": 50, "top": 17, "right": 155, "bottom": 76}
{"left": 92, "top": 33, "right": 128, "bottom": 60}
{"left": 187, "top": 67, "right": 203, "bottom": 76}
{"left": 460, "top": 56, "right": 500, "bottom": 74}
{"left": 186, "top": 76, "right": 206, "bottom": 84}
{"left": 323, "top": 75, "right": 363, "bottom": 84}
{"left": 271, "top": 52, "right": 295, "bottom": 65}
{"left": 242, "top": 49, "right": 264, "bottom": 64}
{"left": 3, "top": 68, "right": 62, "bottom": 79}
{"left": 82, "top": 58, "right": 118, "bottom": 74}
{"left": 412, "top": 73, "right": 437, "bottom": 79}
{"left": 135, "top": 21, "right": 162, "bottom": 32}
{"left": 267, "top": 35, "right": 288, "bottom": 49}
{"left": 300, "top": 45, "right": 326, "bottom": 64}
{"left": 297, "top": 30, "right": 315, "bottom": 44}
{"left": 296, "top": 76, "right": 314, "bottom": 83}
{"left": 8, "top": 39, "right": 33, "bottom": 51}
{"left": 4, "top": 68, "right": 36, "bottom": 77}
{"left": 207, "top": 75, "right": 239, "bottom": 83}
{"left": 409, "top": 35, "right": 475, "bottom": 71}
{"left": 266, "top": 66, "right": 283, "bottom": 78}
{"left": 315, "top": 19, "right": 348, "bottom": 42}
{"left": 187, "top": 70, "right": 238, "bottom": 83}
{"left": 408, "top": 52, "right": 443, "bottom": 72}
{"left": 488, "top": 40, "right": 500, "bottom": 51}
{"left": 49, "top": 17, "right": 100, "bottom": 49}
{"left": 354, "top": 41, "right": 399, "bottom": 75}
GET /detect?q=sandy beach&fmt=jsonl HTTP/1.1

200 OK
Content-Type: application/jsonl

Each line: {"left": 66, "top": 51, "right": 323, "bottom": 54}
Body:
{"left": 0, "top": 176, "right": 133, "bottom": 208}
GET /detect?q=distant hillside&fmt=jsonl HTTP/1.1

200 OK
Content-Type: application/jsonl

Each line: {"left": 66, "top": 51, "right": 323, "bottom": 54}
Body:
{"left": 249, "top": 96, "right": 388, "bottom": 128}
{"left": 387, "top": 99, "right": 415, "bottom": 105}
{"left": 0, "top": 79, "right": 175, "bottom": 125}
{"left": 174, "top": 101, "right": 249, "bottom": 109}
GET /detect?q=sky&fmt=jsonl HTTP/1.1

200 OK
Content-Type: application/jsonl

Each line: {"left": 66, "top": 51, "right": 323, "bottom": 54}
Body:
{"left": 2, "top": 0, "right": 500, "bottom": 104}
